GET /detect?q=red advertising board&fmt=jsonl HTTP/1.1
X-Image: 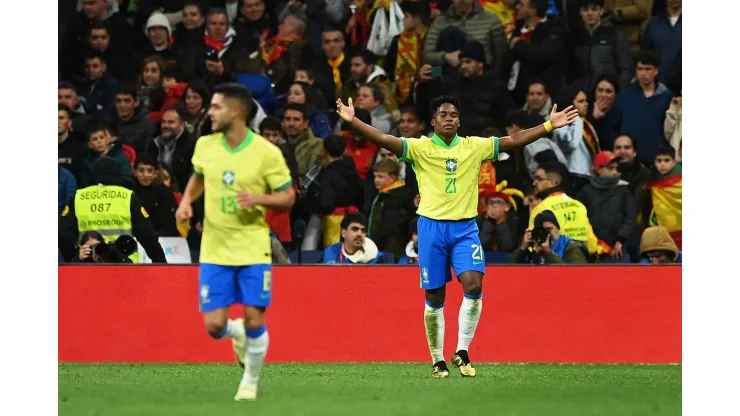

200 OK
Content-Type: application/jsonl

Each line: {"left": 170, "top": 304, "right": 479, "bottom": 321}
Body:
{"left": 58, "top": 265, "right": 681, "bottom": 363}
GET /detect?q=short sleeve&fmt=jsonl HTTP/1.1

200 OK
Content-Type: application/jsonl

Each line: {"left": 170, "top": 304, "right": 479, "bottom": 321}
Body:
{"left": 191, "top": 138, "right": 205, "bottom": 176}
{"left": 398, "top": 137, "right": 422, "bottom": 162}
{"left": 478, "top": 136, "right": 500, "bottom": 161}
{"left": 263, "top": 145, "right": 293, "bottom": 192}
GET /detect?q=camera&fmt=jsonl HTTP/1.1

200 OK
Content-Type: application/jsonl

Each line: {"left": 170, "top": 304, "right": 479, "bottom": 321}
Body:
{"left": 91, "top": 235, "right": 137, "bottom": 263}
{"left": 531, "top": 227, "right": 550, "bottom": 245}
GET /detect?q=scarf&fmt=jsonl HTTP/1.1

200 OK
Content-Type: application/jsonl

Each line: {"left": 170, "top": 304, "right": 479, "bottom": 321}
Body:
{"left": 328, "top": 53, "right": 345, "bottom": 98}
{"left": 589, "top": 174, "right": 620, "bottom": 189}
{"left": 261, "top": 34, "right": 301, "bottom": 66}
{"left": 479, "top": 0, "right": 516, "bottom": 39}
{"left": 394, "top": 29, "right": 426, "bottom": 102}
{"left": 582, "top": 118, "right": 600, "bottom": 156}
{"left": 204, "top": 28, "right": 235, "bottom": 60}
{"left": 550, "top": 235, "right": 571, "bottom": 260}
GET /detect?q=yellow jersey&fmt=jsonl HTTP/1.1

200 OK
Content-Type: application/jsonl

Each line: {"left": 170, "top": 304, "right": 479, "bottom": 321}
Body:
{"left": 399, "top": 134, "right": 499, "bottom": 220}
{"left": 192, "top": 130, "right": 292, "bottom": 265}
{"left": 529, "top": 192, "right": 599, "bottom": 254}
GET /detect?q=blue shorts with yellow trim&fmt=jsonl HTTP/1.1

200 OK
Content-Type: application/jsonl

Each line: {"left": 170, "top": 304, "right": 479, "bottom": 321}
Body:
{"left": 417, "top": 216, "right": 486, "bottom": 290}
{"left": 198, "top": 263, "right": 272, "bottom": 312}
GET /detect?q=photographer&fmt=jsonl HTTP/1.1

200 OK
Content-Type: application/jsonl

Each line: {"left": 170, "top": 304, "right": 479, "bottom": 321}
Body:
{"left": 59, "top": 157, "right": 167, "bottom": 264}
{"left": 72, "top": 231, "right": 104, "bottom": 263}
{"left": 511, "top": 210, "right": 588, "bottom": 264}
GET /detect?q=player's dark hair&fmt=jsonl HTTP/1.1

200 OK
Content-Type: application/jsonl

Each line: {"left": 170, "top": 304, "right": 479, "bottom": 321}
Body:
{"left": 430, "top": 94, "right": 461, "bottom": 117}
{"left": 79, "top": 230, "right": 104, "bottom": 246}
{"left": 374, "top": 158, "right": 400, "bottom": 177}
{"left": 134, "top": 152, "right": 159, "bottom": 169}
{"left": 259, "top": 116, "right": 283, "bottom": 135}
{"left": 655, "top": 145, "right": 676, "bottom": 160}
{"left": 349, "top": 48, "right": 377, "bottom": 66}
{"left": 115, "top": 84, "right": 138, "bottom": 100}
{"left": 214, "top": 83, "right": 254, "bottom": 121}
{"left": 283, "top": 102, "right": 308, "bottom": 119}
{"left": 614, "top": 133, "right": 638, "bottom": 152}
{"left": 341, "top": 212, "right": 367, "bottom": 230}
{"left": 634, "top": 50, "right": 661, "bottom": 69}
{"left": 323, "top": 135, "right": 346, "bottom": 158}
{"left": 354, "top": 108, "right": 372, "bottom": 125}
{"left": 58, "top": 104, "right": 73, "bottom": 119}
{"left": 359, "top": 82, "right": 383, "bottom": 104}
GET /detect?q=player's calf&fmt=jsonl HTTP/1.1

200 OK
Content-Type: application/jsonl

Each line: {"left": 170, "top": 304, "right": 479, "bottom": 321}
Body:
{"left": 239, "top": 306, "right": 269, "bottom": 392}
{"left": 203, "top": 309, "right": 245, "bottom": 340}
{"left": 454, "top": 271, "right": 484, "bottom": 377}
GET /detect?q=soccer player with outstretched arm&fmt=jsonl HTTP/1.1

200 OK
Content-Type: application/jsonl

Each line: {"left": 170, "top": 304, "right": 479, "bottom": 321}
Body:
{"left": 336, "top": 94, "right": 577, "bottom": 377}
{"left": 176, "top": 84, "right": 295, "bottom": 401}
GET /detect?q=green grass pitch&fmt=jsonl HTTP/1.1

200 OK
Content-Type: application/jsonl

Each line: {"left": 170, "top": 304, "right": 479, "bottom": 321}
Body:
{"left": 59, "top": 363, "right": 681, "bottom": 415}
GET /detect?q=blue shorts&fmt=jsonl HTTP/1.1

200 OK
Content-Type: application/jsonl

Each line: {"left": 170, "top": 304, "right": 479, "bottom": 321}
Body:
{"left": 417, "top": 216, "right": 486, "bottom": 290}
{"left": 198, "top": 263, "right": 273, "bottom": 312}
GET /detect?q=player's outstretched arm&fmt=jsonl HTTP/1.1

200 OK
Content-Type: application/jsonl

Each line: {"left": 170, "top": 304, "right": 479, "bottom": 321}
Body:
{"left": 498, "top": 104, "right": 579, "bottom": 152}
{"left": 336, "top": 98, "right": 404, "bottom": 156}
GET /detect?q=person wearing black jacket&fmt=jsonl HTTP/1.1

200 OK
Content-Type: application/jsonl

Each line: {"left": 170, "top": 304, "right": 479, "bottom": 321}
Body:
{"left": 475, "top": 191, "right": 519, "bottom": 253}
{"left": 313, "top": 135, "right": 361, "bottom": 216}
{"left": 259, "top": 116, "right": 300, "bottom": 188}
{"left": 576, "top": 151, "right": 636, "bottom": 260}
{"left": 366, "top": 159, "right": 415, "bottom": 260}
{"left": 148, "top": 107, "right": 196, "bottom": 193}
{"left": 500, "top": 0, "right": 567, "bottom": 106}
{"left": 132, "top": 153, "right": 180, "bottom": 238}
{"left": 59, "top": 157, "right": 166, "bottom": 263}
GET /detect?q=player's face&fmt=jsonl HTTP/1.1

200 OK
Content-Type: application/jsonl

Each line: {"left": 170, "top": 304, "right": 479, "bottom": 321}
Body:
{"left": 208, "top": 93, "right": 235, "bottom": 133}
{"left": 342, "top": 222, "right": 366, "bottom": 250}
{"left": 431, "top": 103, "right": 460, "bottom": 137}
{"left": 135, "top": 163, "right": 158, "bottom": 187}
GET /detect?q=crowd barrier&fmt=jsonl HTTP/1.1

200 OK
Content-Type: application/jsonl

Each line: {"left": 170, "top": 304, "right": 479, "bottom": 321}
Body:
{"left": 58, "top": 265, "right": 681, "bottom": 364}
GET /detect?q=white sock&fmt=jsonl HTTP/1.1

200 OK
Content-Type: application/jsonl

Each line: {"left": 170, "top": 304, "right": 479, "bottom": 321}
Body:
{"left": 211, "top": 319, "right": 244, "bottom": 339}
{"left": 241, "top": 328, "right": 269, "bottom": 386}
{"left": 424, "top": 303, "right": 445, "bottom": 364}
{"left": 456, "top": 297, "right": 482, "bottom": 352}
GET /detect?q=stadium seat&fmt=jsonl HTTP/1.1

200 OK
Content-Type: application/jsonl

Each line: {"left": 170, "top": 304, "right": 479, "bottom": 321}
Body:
{"left": 598, "top": 253, "right": 632, "bottom": 264}
{"left": 484, "top": 251, "right": 512, "bottom": 264}
{"left": 288, "top": 250, "right": 324, "bottom": 264}
{"left": 380, "top": 252, "right": 395, "bottom": 264}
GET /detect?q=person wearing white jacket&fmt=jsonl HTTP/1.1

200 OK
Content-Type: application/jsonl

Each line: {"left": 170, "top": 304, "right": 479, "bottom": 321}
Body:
{"left": 552, "top": 87, "right": 602, "bottom": 185}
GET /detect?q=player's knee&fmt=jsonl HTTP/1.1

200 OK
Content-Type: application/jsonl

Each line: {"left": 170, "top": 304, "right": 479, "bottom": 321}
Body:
{"left": 463, "top": 282, "right": 483, "bottom": 298}
{"left": 244, "top": 315, "right": 265, "bottom": 331}
{"left": 204, "top": 319, "right": 227, "bottom": 338}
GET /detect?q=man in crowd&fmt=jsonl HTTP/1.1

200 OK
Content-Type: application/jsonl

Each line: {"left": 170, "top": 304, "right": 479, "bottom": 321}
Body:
{"left": 281, "top": 103, "right": 322, "bottom": 184}
{"left": 322, "top": 212, "right": 383, "bottom": 264}
{"left": 366, "top": 159, "right": 415, "bottom": 260}
{"left": 75, "top": 54, "right": 120, "bottom": 117}
{"left": 342, "top": 49, "right": 398, "bottom": 118}
{"left": 639, "top": 225, "right": 682, "bottom": 264}
{"left": 132, "top": 153, "right": 180, "bottom": 238}
{"left": 314, "top": 28, "right": 350, "bottom": 101}
{"left": 58, "top": 104, "right": 89, "bottom": 181}
{"left": 148, "top": 107, "right": 195, "bottom": 193}
{"left": 475, "top": 190, "right": 519, "bottom": 253}
{"left": 512, "top": 210, "right": 588, "bottom": 264}
{"left": 112, "top": 85, "right": 157, "bottom": 155}
{"left": 58, "top": 82, "right": 93, "bottom": 135}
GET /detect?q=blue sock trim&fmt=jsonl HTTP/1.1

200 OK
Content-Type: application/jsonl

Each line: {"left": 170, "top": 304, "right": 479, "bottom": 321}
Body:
{"left": 463, "top": 292, "right": 483, "bottom": 300}
{"left": 209, "top": 325, "right": 228, "bottom": 339}
{"left": 246, "top": 324, "right": 267, "bottom": 339}
{"left": 425, "top": 300, "right": 444, "bottom": 309}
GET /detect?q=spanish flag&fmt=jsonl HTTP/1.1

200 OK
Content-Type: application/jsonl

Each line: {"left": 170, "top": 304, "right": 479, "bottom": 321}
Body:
{"left": 478, "top": 0, "right": 516, "bottom": 39}
{"left": 647, "top": 164, "right": 682, "bottom": 249}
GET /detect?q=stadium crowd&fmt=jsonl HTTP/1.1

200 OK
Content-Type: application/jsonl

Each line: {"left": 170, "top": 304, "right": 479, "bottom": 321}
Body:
{"left": 57, "top": 0, "right": 682, "bottom": 265}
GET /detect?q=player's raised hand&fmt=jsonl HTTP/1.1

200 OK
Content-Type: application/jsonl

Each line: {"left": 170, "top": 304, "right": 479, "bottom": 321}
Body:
{"left": 336, "top": 98, "right": 355, "bottom": 123}
{"left": 176, "top": 202, "right": 193, "bottom": 222}
{"left": 548, "top": 104, "right": 579, "bottom": 129}
{"left": 236, "top": 190, "right": 258, "bottom": 209}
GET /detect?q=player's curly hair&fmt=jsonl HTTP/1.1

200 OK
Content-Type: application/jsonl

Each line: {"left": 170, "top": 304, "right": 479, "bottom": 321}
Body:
{"left": 430, "top": 94, "right": 461, "bottom": 117}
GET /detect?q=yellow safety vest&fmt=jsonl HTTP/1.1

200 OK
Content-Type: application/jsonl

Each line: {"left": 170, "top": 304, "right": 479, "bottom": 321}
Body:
{"left": 74, "top": 184, "right": 139, "bottom": 263}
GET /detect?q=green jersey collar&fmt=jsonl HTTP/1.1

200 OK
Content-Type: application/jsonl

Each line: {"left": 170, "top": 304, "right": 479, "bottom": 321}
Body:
{"left": 221, "top": 129, "right": 254, "bottom": 153}
{"left": 431, "top": 133, "right": 460, "bottom": 149}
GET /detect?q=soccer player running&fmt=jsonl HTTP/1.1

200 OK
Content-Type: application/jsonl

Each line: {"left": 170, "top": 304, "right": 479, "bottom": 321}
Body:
{"left": 176, "top": 84, "right": 295, "bottom": 400}
{"left": 336, "top": 94, "right": 577, "bottom": 377}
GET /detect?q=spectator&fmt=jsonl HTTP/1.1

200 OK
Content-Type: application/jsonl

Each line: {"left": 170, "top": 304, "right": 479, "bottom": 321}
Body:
{"left": 642, "top": 0, "right": 681, "bottom": 79}
{"left": 476, "top": 189, "right": 519, "bottom": 253}
{"left": 104, "top": 123, "right": 137, "bottom": 169}
{"left": 639, "top": 225, "right": 682, "bottom": 264}
{"left": 345, "top": 0, "right": 373, "bottom": 49}
{"left": 260, "top": 14, "right": 310, "bottom": 96}
{"left": 132, "top": 153, "right": 180, "bottom": 238}
{"left": 644, "top": 146, "right": 682, "bottom": 249}
{"left": 58, "top": 104, "right": 89, "bottom": 181}
{"left": 339, "top": 108, "right": 379, "bottom": 181}
{"left": 568, "top": 0, "right": 632, "bottom": 90}
{"left": 75, "top": 53, "right": 120, "bottom": 117}
{"left": 664, "top": 88, "right": 681, "bottom": 159}
{"left": 159, "top": 70, "right": 189, "bottom": 118}
{"left": 423, "top": 0, "right": 508, "bottom": 73}
{"left": 508, "top": 109, "right": 566, "bottom": 180}
{"left": 523, "top": 80, "right": 553, "bottom": 120}
{"left": 58, "top": 82, "right": 93, "bottom": 135}
{"left": 281, "top": 103, "right": 323, "bottom": 183}
{"left": 135, "top": 12, "right": 181, "bottom": 75}
{"left": 69, "top": 230, "right": 104, "bottom": 263}
{"left": 77, "top": 21, "right": 127, "bottom": 81}
{"left": 232, "top": 0, "right": 278, "bottom": 53}
{"left": 552, "top": 86, "right": 601, "bottom": 184}
{"left": 383, "top": 1, "right": 432, "bottom": 104}
{"left": 342, "top": 49, "right": 398, "bottom": 119}
{"left": 502, "top": 0, "right": 566, "bottom": 105}
{"left": 604, "top": 0, "right": 654, "bottom": 52}
{"left": 366, "top": 159, "right": 414, "bottom": 260}
{"left": 147, "top": 107, "right": 195, "bottom": 193}
{"left": 78, "top": 124, "right": 132, "bottom": 188}
{"left": 112, "top": 84, "right": 158, "bottom": 155}
{"left": 530, "top": 165, "right": 600, "bottom": 255}
{"left": 159, "top": 163, "right": 182, "bottom": 205}
{"left": 181, "top": 81, "right": 212, "bottom": 139}
{"left": 59, "top": 165, "right": 78, "bottom": 215}
{"left": 588, "top": 73, "right": 621, "bottom": 150}
{"left": 173, "top": 1, "right": 207, "bottom": 50}
{"left": 322, "top": 212, "right": 383, "bottom": 264}
{"left": 418, "top": 41, "right": 515, "bottom": 136}
{"left": 313, "top": 28, "right": 350, "bottom": 102}
{"left": 611, "top": 50, "right": 673, "bottom": 164}
{"left": 512, "top": 210, "right": 589, "bottom": 263}
{"left": 285, "top": 82, "right": 332, "bottom": 139}
{"left": 136, "top": 55, "right": 166, "bottom": 117}
{"left": 613, "top": 134, "right": 649, "bottom": 208}
{"left": 293, "top": 67, "right": 329, "bottom": 110}
{"left": 259, "top": 116, "right": 300, "bottom": 187}
{"left": 353, "top": 84, "right": 394, "bottom": 134}
{"left": 398, "top": 216, "right": 420, "bottom": 264}
{"left": 576, "top": 151, "right": 636, "bottom": 260}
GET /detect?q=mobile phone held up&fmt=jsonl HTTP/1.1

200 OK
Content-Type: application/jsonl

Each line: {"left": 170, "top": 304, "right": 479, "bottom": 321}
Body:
{"left": 430, "top": 66, "right": 442, "bottom": 78}
{"left": 205, "top": 49, "right": 220, "bottom": 62}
